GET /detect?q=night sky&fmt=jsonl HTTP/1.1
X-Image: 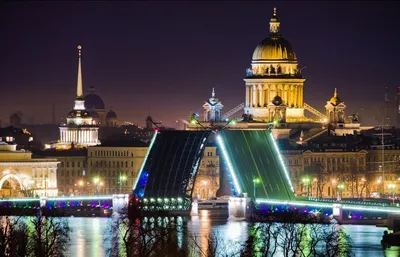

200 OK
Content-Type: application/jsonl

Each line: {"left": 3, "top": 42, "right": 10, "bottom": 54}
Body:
{"left": 1, "top": 1, "right": 400, "bottom": 127}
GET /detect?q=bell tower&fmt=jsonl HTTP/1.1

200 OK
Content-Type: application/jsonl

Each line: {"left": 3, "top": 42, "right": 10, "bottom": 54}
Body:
{"left": 325, "top": 88, "right": 346, "bottom": 127}
{"left": 203, "top": 88, "right": 224, "bottom": 122}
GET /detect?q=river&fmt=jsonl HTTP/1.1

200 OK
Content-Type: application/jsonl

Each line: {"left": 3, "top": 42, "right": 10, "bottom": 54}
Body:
{"left": 67, "top": 215, "right": 400, "bottom": 257}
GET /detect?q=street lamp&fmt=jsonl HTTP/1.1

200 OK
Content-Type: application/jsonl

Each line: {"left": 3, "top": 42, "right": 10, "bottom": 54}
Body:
{"left": 388, "top": 184, "right": 396, "bottom": 204}
{"left": 337, "top": 184, "right": 345, "bottom": 201}
{"left": 78, "top": 180, "right": 84, "bottom": 195}
{"left": 302, "top": 177, "right": 310, "bottom": 197}
{"left": 93, "top": 177, "right": 100, "bottom": 195}
{"left": 253, "top": 177, "right": 260, "bottom": 199}
{"left": 119, "top": 175, "right": 127, "bottom": 193}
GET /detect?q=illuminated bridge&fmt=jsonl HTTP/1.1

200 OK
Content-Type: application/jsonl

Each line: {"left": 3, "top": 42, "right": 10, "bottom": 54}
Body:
{"left": 0, "top": 194, "right": 128, "bottom": 217}
{"left": 2, "top": 129, "right": 400, "bottom": 221}
{"left": 130, "top": 129, "right": 400, "bottom": 223}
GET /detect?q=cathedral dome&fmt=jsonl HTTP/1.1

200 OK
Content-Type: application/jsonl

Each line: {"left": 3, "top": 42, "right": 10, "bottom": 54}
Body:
{"left": 252, "top": 36, "right": 297, "bottom": 61}
{"left": 89, "top": 109, "right": 100, "bottom": 119}
{"left": 106, "top": 109, "right": 117, "bottom": 119}
{"left": 272, "top": 95, "right": 284, "bottom": 106}
{"left": 84, "top": 91, "right": 105, "bottom": 110}
{"left": 252, "top": 8, "right": 297, "bottom": 61}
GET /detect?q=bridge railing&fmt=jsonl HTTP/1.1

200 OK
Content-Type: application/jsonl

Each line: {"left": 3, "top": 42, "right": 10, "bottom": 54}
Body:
{"left": 306, "top": 197, "right": 400, "bottom": 208}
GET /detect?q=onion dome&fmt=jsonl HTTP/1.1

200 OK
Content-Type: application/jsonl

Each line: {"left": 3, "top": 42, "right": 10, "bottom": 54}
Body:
{"left": 208, "top": 88, "right": 220, "bottom": 105}
{"left": 252, "top": 8, "right": 297, "bottom": 61}
{"left": 106, "top": 109, "right": 117, "bottom": 119}
{"left": 329, "top": 88, "right": 342, "bottom": 105}
{"left": 272, "top": 95, "right": 284, "bottom": 106}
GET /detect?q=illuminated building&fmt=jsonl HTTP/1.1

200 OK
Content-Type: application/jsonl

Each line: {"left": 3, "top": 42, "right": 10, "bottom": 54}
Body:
{"left": 203, "top": 88, "right": 224, "bottom": 122}
{"left": 0, "top": 143, "right": 58, "bottom": 197}
{"left": 244, "top": 8, "right": 319, "bottom": 123}
{"left": 193, "top": 146, "right": 220, "bottom": 199}
{"left": 57, "top": 46, "right": 99, "bottom": 149}
{"left": 324, "top": 88, "right": 361, "bottom": 135}
{"left": 87, "top": 138, "right": 148, "bottom": 194}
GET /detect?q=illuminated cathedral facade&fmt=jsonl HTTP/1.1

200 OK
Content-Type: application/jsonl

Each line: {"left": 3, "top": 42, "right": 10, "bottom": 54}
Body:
{"left": 244, "top": 8, "right": 307, "bottom": 122}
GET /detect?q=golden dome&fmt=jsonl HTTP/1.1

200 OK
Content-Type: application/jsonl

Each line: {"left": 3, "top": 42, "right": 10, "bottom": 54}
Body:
{"left": 329, "top": 88, "right": 342, "bottom": 105}
{"left": 252, "top": 36, "right": 297, "bottom": 61}
{"left": 252, "top": 7, "right": 297, "bottom": 61}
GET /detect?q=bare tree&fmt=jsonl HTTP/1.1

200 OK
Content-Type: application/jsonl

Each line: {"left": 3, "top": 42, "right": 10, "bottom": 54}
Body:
{"left": 104, "top": 213, "right": 187, "bottom": 257}
{"left": 28, "top": 214, "right": 71, "bottom": 257}
{"left": 0, "top": 216, "right": 29, "bottom": 257}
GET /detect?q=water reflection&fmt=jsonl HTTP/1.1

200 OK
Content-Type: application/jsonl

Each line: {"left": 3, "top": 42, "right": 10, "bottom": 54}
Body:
{"left": 66, "top": 212, "right": 400, "bottom": 257}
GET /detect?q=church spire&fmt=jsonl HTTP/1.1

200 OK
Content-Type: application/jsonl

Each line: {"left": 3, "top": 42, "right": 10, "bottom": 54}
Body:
{"left": 269, "top": 7, "right": 280, "bottom": 34}
{"left": 212, "top": 87, "right": 215, "bottom": 97}
{"left": 334, "top": 88, "right": 338, "bottom": 98}
{"left": 73, "top": 45, "right": 85, "bottom": 110}
{"left": 76, "top": 45, "right": 83, "bottom": 98}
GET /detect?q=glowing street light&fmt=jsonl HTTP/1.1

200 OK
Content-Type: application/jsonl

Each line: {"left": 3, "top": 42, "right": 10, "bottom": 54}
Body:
{"left": 119, "top": 175, "right": 127, "bottom": 193}
{"left": 302, "top": 177, "right": 310, "bottom": 197}
{"left": 93, "top": 177, "right": 100, "bottom": 195}
{"left": 389, "top": 184, "right": 396, "bottom": 204}
{"left": 253, "top": 177, "right": 261, "bottom": 199}
{"left": 337, "top": 184, "right": 345, "bottom": 201}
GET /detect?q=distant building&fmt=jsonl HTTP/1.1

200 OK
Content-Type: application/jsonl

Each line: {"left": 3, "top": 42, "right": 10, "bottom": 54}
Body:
{"left": 87, "top": 136, "right": 148, "bottom": 194}
{"left": 9, "top": 113, "right": 22, "bottom": 127}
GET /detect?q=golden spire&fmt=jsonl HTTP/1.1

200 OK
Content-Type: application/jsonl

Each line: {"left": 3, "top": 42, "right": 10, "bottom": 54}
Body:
{"left": 273, "top": 7, "right": 277, "bottom": 17}
{"left": 76, "top": 45, "right": 83, "bottom": 98}
{"left": 334, "top": 88, "right": 338, "bottom": 97}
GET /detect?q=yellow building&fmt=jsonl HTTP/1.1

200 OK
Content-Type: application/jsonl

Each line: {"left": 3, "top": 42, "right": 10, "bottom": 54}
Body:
{"left": 282, "top": 144, "right": 400, "bottom": 199}
{"left": 193, "top": 146, "right": 220, "bottom": 199}
{"left": 0, "top": 143, "right": 58, "bottom": 197}
{"left": 87, "top": 140, "right": 148, "bottom": 194}
{"left": 244, "top": 8, "right": 320, "bottom": 122}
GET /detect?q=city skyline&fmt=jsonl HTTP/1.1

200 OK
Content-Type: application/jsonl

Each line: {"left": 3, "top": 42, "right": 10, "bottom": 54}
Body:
{"left": 1, "top": 2, "right": 400, "bottom": 127}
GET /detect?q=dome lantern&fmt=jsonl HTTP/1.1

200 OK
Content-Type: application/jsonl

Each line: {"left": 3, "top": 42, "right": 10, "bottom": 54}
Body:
{"left": 269, "top": 7, "right": 280, "bottom": 34}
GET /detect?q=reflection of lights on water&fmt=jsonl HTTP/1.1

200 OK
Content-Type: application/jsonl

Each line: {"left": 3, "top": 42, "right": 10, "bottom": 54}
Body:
{"left": 225, "top": 221, "right": 247, "bottom": 241}
{"left": 200, "top": 210, "right": 208, "bottom": 217}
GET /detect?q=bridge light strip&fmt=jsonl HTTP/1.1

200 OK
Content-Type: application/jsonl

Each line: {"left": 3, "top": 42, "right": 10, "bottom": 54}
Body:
{"left": 256, "top": 199, "right": 333, "bottom": 209}
{"left": 342, "top": 205, "right": 400, "bottom": 213}
{"left": 46, "top": 196, "right": 113, "bottom": 201}
{"left": 216, "top": 135, "right": 242, "bottom": 195}
{"left": 256, "top": 199, "right": 400, "bottom": 213}
{"left": 269, "top": 133, "right": 295, "bottom": 193}
{"left": 133, "top": 131, "right": 158, "bottom": 190}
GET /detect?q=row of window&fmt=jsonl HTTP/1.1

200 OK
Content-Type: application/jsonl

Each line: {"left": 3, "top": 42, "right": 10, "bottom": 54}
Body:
{"left": 60, "top": 161, "right": 86, "bottom": 168}
{"left": 91, "top": 150, "right": 134, "bottom": 157}
{"left": 91, "top": 160, "right": 133, "bottom": 168}
{"left": 59, "top": 169, "right": 134, "bottom": 178}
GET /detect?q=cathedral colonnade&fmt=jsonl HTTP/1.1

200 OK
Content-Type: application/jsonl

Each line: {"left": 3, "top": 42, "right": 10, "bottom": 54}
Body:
{"left": 59, "top": 128, "right": 99, "bottom": 144}
{"left": 245, "top": 83, "right": 303, "bottom": 108}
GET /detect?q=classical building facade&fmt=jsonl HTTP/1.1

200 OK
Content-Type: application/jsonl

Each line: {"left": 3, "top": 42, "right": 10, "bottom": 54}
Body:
{"left": 243, "top": 8, "right": 308, "bottom": 122}
{"left": 87, "top": 140, "right": 148, "bottom": 194}
{"left": 0, "top": 143, "right": 58, "bottom": 197}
